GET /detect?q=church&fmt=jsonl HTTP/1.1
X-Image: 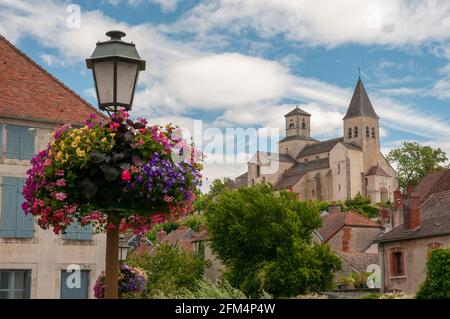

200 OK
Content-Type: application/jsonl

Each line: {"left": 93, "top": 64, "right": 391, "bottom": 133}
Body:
{"left": 234, "top": 78, "right": 397, "bottom": 203}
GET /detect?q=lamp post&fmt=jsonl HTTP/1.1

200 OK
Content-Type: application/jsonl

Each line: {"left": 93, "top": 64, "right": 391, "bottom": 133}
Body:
{"left": 86, "top": 31, "right": 145, "bottom": 299}
{"left": 119, "top": 236, "right": 129, "bottom": 263}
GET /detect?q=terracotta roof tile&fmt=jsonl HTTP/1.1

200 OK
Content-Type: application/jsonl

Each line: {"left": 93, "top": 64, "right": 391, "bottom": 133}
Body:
{"left": 0, "top": 34, "right": 107, "bottom": 126}
{"left": 296, "top": 138, "right": 343, "bottom": 158}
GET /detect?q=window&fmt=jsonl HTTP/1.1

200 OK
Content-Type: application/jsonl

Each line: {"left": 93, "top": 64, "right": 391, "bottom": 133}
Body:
{"left": 348, "top": 127, "right": 352, "bottom": 138}
{"left": 354, "top": 126, "right": 358, "bottom": 137}
{"left": 0, "top": 177, "right": 34, "bottom": 238}
{"left": 60, "top": 270, "right": 89, "bottom": 299}
{"left": 256, "top": 165, "right": 260, "bottom": 178}
{"left": 365, "top": 178, "right": 368, "bottom": 186}
{"left": 371, "top": 127, "right": 376, "bottom": 138}
{"left": 5, "top": 125, "right": 35, "bottom": 160}
{"left": 391, "top": 251, "right": 405, "bottom": 276}
{"left": 62, "top": 223, "right": 93, "bottom": 241}
{"left": 366, "top": 126, "right": 370, "bottom": 137}
{"left": 312, "top": 189, "right": 315, "bottom": 197}
{"left": 338, "top": 184, "right": 341, "bottom": 191}
{"left": 302, "top": 119, "right": 306, "bottom": 129}
{"left": 0, "top": 270, "right": 31, "bottom": 299}
{"left": 337, "top": 163, "right": 341, "bottom": 175}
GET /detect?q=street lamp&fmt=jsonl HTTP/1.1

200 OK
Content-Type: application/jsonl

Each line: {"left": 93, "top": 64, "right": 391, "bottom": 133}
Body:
{"left": 86, "top": 30, "right": 145, "bottom": 299}
{"left": 119, "top": 237, "right": 129, "bottom": 262}
{"left": 86, "top": 30, "right": 146, "bottom": 114}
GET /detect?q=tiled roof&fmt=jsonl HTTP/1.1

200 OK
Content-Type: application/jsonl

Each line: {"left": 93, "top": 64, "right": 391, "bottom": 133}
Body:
{"left": 284, "top": 106, "right": 311, "bottom": 117}
{"left": 160, "top": 227, "right": 197, "bottom": 246}
{"left": 428, "top": 169, "right": 450, "bottom": 198}
{"left": 376, "top": 190, "right": 450, "bottom": 243}
{"left": 0, "top": 34, "right": 106, "bottom": 126}
{"left": 318, "top": 210, "right": 382, "bottom": 242}
{"left": 279, "top": 135, "right": 318, "bottom": 143}
{"left": 273, "top": 173, "right": 305, "bottom": 190}
{"left": 285, "top": 157, "right": 330, "bottom": 175}
{"left": 260, "top": 152, "right": 297, "bottom": 163}
{"left": 366, "top": 164, "right": 390, "bottom": 177}
{"left": 339, "top": 252, "right": 379, "bottom": 273}
{"left": 413, "top": 170, "right": 447, "bottom": 203}
{"left": 296, "top": 137, "right": 343, "bottom": 158}
{"left": 343, "top": 78, "right": 379, "bottom": 120}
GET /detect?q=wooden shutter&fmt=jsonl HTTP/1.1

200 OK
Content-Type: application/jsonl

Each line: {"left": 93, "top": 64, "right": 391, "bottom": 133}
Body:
{"left": 60, "top": 270, "right": 89, "bottom": 299}
{"left": 5, "top": 126, "right": 20, "bottom": 159}
{"left": 63, "top": 223, "right": 93, "bottom": 241}
{"left": 0, "top": 177, "right": 34, "bottom": 238}
{"left": 5, "top": 125, "right": 35, "bottom": 160}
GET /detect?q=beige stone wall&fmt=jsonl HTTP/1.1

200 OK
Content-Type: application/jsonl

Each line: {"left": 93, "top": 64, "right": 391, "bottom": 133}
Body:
{"left": 380, "top": 235, "right": 450, "bottom": 295}
{"left": 0, "top": 118, "right": 106, "bottom": 299}
{"left": 278, "top": 139, "right": 315, "bottom": 159}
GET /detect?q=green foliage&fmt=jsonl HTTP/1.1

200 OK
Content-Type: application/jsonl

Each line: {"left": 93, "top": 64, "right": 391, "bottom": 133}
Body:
{"left": 386, "top": 141, "right": 448, "bottom": 190}
{"left": 416, "top": 248, "right": 450, "bottom": 299}
{"left": 194, "top": 178, "right": 234, "bottom": 213}
{"left": 204, "top": 183, "right": 341, "bottom": 298}
{"left": 345, "top": 193, "right": 380, "bottom": 218}
{"left": 127, "top": 244, "right": 209, "bottom": 298}
{"left": 145, "top": 214, "right": 205, "bottom": 243}
{"left": 157, "top": 280, "right": 247, "bottom": 299}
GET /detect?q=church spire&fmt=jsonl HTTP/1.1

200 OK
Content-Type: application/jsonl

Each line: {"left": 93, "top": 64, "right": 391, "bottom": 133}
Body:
{"left": 343, "top": 78, "right": 379, "bottom": 120}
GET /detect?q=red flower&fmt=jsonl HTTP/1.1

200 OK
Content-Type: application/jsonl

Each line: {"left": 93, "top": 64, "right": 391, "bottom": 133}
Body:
{"left": 121, "top": 170, "right": 132, "bottom": 182}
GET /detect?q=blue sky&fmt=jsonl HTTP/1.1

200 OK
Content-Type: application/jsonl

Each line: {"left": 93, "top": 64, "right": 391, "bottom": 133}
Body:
{"left": 1, "top": 0, "right": 450, "bottom": 187}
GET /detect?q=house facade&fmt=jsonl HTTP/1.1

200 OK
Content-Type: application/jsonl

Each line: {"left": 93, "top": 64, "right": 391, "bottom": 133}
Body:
{"left": 317, "top": 205, "right": 382, "bottom": 277}
{"left": 236, "top": 78, "right": 397, "bottom": 203}
{"left": 375, "top": 170, "right": 450, "bottom": 295}
{"left": 0, "top": 34, "right": 107, "bottom": 299}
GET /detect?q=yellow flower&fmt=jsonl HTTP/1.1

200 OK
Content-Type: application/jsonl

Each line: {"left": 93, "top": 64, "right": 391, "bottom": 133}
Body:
{"left": 51, "top": 141, "right": 56, "bottom": 147}
{"left": 60, "top": 142, "right": 65, "bottom": 150}
{"left": 76, "top": 148, "right": 85, "bottom": 158}
{"left": 75, "top": 136, "right": 81, "bottom": 143}
{"left": 110, "top": 133, "right": 116, "bottom": 139}
{"left": 71, "top": 141, "right": 78, "bottom": 148}
{"left": 56, "top": 152, "right": 63, "bottom": 161}
{"left": 91, "top": 131, "right": 97, "bottom": 138}
{"left": 70, "top": 133, "right": 76, "bottom": 138}
{"left": 101, "top": 137, "right": 107, "bottom": 143}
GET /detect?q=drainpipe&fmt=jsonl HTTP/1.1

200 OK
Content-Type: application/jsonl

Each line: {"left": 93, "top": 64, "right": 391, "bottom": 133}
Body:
{"left": 379, "top": 243, "right": 385, "bottom": 293}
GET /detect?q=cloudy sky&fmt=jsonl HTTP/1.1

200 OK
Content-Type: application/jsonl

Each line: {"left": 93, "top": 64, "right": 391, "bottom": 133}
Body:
{"left": 1, "top": 0, "right": 450, "bottom": 190}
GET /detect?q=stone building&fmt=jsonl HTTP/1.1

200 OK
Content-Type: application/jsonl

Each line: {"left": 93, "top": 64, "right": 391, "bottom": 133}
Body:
{"left": 0, "top": 34, "right": 107, "bottom": 299}
{"left": 375, "top": 170, "right": 450, "bottom": 295}
{"left": 317, "top": 205, "right": 382, "bottom": 277}
{"left": 236, "top": 78, "right": 397, "bottom": 203}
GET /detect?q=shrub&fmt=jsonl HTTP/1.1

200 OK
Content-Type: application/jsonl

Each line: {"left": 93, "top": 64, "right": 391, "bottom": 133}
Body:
{"left": 416, "top": 248, "right": 450, "bottom": 299}
{"left": 158, "top": 280, "right": 247, "bottom": 299}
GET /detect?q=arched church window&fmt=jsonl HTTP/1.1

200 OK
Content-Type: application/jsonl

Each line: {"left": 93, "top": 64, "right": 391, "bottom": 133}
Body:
{"left": 337, "top": 163, "right": 341, "bottom": 175}
{"left": 256, "top": 165, "right": 261, "bottom": 178}
{"left": 354, "top": 126, "right": 358, "bottom": 137}
{"left": 289, "top": 121, "right": 295, "bottom": 129}
{"left": 302, "top": 119, "right": 306, "bottom": 129}
{"left": 348, "top": 127, "right": 352, "bottom": 138}
{"left": 371, "top": 127, "right": 376, "bottom": 138}
{"left": 366, "top": 126, "right": 370, "bottom": 137}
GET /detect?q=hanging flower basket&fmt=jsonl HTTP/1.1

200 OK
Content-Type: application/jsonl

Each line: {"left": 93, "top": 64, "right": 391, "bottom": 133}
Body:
{"left": 94, "top": 264, "right": 148, "bottom": 299}
{"left": 22, "top": 110, "right": 203, "bottom": 234}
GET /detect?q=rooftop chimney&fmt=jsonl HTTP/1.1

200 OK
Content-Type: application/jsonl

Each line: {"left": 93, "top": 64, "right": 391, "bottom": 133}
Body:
{"left": 329, "top": 205, "right": 342, "bottom": 214}
{"left": 406, "top": 184, "right": 415, "bottom": 194}
{"left": 393, "top": 189, "right": 404, "bottom": 210}
{"left": 156, "top": 230, "right": 167, "bottom": 242}
{"left": 404, "top": 193, "right": 421, "bottom": 231}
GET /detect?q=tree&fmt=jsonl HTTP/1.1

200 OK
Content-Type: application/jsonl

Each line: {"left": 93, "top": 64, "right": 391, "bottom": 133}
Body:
{"left": 386, "top": 141, "right": 448, "bottom": 190}
{"left": 416, "top": 248, "right": 450, "bottom": 299}
{"left": 204, "top": 184, "right": 341, "bottom": 298}
{"left": 127, "top": 244, "right": 209, "bottom": 298}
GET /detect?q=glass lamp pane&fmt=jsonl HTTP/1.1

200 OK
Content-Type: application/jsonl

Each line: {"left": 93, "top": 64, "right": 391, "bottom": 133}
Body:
{"left": 116, "top": 61, "right": 139, "bottom": 105}
{"left": 93, "top": 60, "right": 115, "bottom": 105}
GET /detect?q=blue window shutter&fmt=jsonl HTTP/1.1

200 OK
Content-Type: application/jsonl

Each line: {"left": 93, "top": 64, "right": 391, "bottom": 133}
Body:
{"left": 62, "top": 223, "right": 93, "bottom": 241}
{"left": 78, "top": 224, "right": 93, "bottom": 241}
{"left": 5, "top": 126, "right": 35, "bottom": 160}
{"left": 0, "top": 125, "right": 3, "bottom": 158}
{"left": 0, "top": 177, "right": 34, "bottom": 239}
{"left": 1, "top": 177, "right": 18, "bottom": 238}
{"left": 19, "top": 127, "right": 35, "bottom": 160}
{"left": 15, "top": 178, "right": 34, "bottom": 238}
{"left": 62, "top": 223, "right": 79, "bottom": 240}
{"left": 5, "top": 126, "right": 20, "bottom": 159}
{"left": 60, "top": 270, "right": 89, "bottom": 299}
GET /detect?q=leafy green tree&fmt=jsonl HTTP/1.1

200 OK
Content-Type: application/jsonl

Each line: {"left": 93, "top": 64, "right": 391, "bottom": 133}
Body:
{"left": 386, "top": 141, "right": 448, "bottom": 190}
{"left": 204, "top": 183, "right": 341, "bottom": 298}
{"left": 345, "top": 193, "right": 380, "bottom": 218}
{"left": 127, "top": 244, "right": 209, "bottom": 298}
{"left": 416, "top": 248, "right": 450, "bottom": 299}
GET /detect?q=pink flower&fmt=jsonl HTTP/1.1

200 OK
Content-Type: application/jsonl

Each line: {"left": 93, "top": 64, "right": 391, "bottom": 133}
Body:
{"left": 55, "top": 179, "right": 66, "bottom": 187}
{"left": 121, "top": 170, "right": 132, "bottom": 182}
{"left": 53, "top": 192, "right": 67, "bottom": 201}
{"left": 109, "top": 122, "right": 120, "bottom": 131}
